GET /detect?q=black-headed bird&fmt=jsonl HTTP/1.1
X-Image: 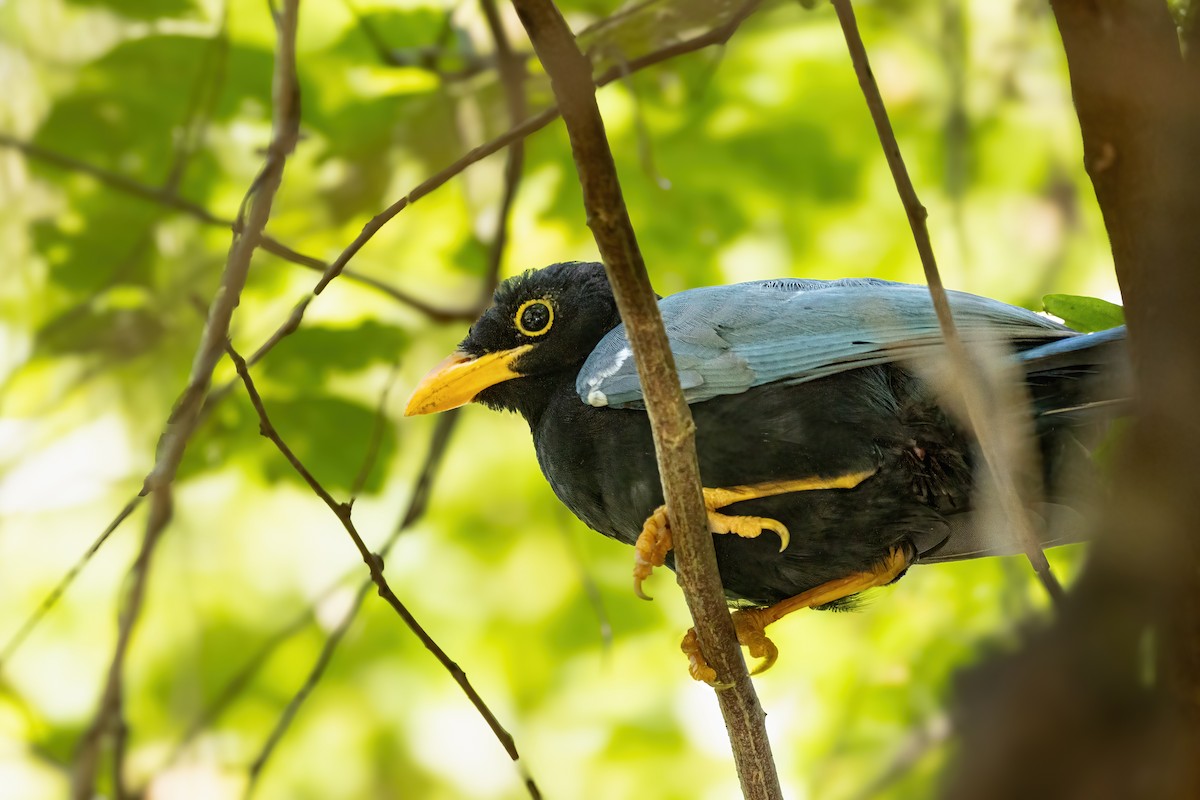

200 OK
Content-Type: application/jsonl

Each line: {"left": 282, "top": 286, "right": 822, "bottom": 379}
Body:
{"left": 406, "top": 262, "right": 1126, "bottom": 682}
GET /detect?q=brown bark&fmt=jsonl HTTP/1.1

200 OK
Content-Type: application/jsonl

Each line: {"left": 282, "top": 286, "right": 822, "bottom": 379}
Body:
{"left": 509, "top": 1, "right": 783, "bottom": 798}
{"left": 947, "top": 2, "right": 1200, "bottom": 797}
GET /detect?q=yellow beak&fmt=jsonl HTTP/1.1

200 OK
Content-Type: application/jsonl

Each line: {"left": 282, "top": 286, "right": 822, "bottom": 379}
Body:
{"left": 404, "top": 345, "right": 534, "bottom": 416}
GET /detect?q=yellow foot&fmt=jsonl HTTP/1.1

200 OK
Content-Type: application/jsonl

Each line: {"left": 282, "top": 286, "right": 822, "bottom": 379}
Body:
{"left": 631, "top": 468, "right": 877, "bottom": 600}
{"left": 681, "top": 545, "right": 911, "bottom": 685}
{"left": 633, "top": 507, "right": 673, "bottom": 601}
{"left": 682, "top": 610, "right": 778, "bottom": 686}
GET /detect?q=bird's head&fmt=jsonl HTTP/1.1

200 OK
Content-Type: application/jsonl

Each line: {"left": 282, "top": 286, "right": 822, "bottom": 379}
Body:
{"left": 405, "top": 261, "right": 620, "bottom": 420}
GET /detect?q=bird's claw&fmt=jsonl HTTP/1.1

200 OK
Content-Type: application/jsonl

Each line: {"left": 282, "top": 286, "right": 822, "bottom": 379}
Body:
{"left": 632, "top": 496, "right": 789, "bottom": 600}
{"left": 633, "top": 506, "right": 673, "bottom": 601}
{"left": 707, "top": 510, "right": 790, "bottom": 552}
{"left": 681, "top": 609, "right": 779, "bottom": 686}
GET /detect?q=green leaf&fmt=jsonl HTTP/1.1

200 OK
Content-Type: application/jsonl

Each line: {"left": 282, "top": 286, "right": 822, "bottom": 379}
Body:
{"left": 1042, "top": 294, "right": 1125, "bottom": 332}
{"left": 34, "top": 290, "right": 166, "bottom": 360}
{"left": 64, "top": 0, "right": 197, "bottom": 21}
{"left": 259, "top": 322, "right": 409, "bottom": 385}
{"left": 182, "top": 392, "right": 397, "bottom": 494}
{"left": 35, "top": 36, "right": 210, "bottom": 181}
{"left": 263, "top": 395, "right": 397, "bottom": 494}
{"left": 33, "top": 37, "right": 271, "bottom": 182}
{"left": 31, "top": 193, "right": 162, "bottom": 294}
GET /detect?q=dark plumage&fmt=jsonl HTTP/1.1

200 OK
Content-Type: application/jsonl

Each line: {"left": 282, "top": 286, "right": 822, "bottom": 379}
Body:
{"left": 408, "top": 261, "right": 1126, "bottom": 609}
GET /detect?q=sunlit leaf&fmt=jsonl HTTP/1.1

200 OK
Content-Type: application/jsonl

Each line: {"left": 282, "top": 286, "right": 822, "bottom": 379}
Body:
{"left": 34, "top": 291, "right": 166, "bottom": 359}
{"left": 261, "top": 395, "right": 397, "bottom": 494}
{"left": 259, "top": 322, "right": 409, "bottom": 385}
{"left": 1043, "top": 293, "right": 1125, "bottom": 332}
{"left": 65, "top": 0, "right": 197, "bottom": 21}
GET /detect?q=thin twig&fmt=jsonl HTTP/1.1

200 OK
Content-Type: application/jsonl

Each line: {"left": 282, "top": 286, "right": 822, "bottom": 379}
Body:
{"left": 192, "top": 0, "right": 768, "bottom": 398}
{"left": 0, "top": 495, "right": 144, "bottom": 671}
{"left": 242, "top": 581, "right": 371, "bottom": 799}
{"left": 556, "top": 508, "right": 613, "bottom": 653}
{"left": 0, "top": 133, "right": 440, "bottom": 317}
{"left": 167, "top": 594, "right": 320, "bottom": 766}
{"left": 510, "top": 2, "right": 782, "bottom": 799}
{"left": 69, "top": 4, "right": 304, "bottom": 797}
{"left": 165, "top": 4, "right": 230, "bottom": 193}
{"left": 478, "top": 0, "right": 528, "bottom": 300}
{"left": 850, "top": 714, "right": 952, "bottom": 800}
{"left": 225, "top": 344, "right": 538, "bottom": 798}
{"left": 309, "top": 0, "right": 763, "bottom": 296}
{"left": 236, "top": 1, "right": 531, "bottom": 772}
{"left": 342, "top": 0, "right": 518, "bottom": 79}
{"left": 831, "top": 0, "right": 1064, "bottom": 603}
{"left": 348, "top": 361, "right": 402, "bottom": 502}
{"left": 166, "top": 411, "right": 460, "bottom": 769}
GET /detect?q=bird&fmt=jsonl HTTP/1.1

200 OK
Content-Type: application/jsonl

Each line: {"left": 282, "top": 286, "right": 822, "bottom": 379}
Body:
{"left": 405, "top": 261, "right": 1127, "bottom": 683}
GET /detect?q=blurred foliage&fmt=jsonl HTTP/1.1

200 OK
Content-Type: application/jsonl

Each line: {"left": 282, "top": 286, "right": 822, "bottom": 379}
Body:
{"left": 0, "top": 0, "right": 1119, "bottom": 798}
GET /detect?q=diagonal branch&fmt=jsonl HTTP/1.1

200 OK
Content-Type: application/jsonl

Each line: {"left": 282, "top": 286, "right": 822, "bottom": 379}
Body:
{"left": 0, "top": 495, "right": 143, "bottom": 671}
{"left": 509, "top": 2, "right": 782, "bottom": 799}
{"left": 225, "top": 344, "right": 539, "bottom": 799}
{"left": 236, "top": 3, "right": 531, "bottom": 774}
{"left": 831, "top": 0, "right": 1063, "bottom": 603}
{"left": 69, "top": 3, "right": 304, "bottom": 798}
{"left": 165, "top": 410, "right": 459, "bottom": 770}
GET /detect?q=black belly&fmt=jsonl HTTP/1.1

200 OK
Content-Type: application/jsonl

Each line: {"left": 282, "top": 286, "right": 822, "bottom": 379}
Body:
{"left": 532, "top": 365, "right": 974, "bottom": 606}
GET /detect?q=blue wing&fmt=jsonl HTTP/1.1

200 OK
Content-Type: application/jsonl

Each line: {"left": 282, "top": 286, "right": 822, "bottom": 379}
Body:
{"left": 576, "top": 278, "right": 1075, "bottom": 409}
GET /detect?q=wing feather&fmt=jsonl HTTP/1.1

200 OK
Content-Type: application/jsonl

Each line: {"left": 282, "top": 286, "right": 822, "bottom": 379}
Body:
{"left": 577, "top": 278, "right": 1073, "bottom": 408}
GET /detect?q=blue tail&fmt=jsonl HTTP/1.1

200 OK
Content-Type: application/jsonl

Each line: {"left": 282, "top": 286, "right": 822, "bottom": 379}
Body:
{"left": 918, "top": 325, "right": 1128, "bottom": 564}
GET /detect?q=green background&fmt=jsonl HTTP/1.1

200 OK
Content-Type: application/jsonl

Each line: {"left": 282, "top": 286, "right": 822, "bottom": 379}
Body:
{"left": 0, "top": 0, "right": 1122, "bottom": 797}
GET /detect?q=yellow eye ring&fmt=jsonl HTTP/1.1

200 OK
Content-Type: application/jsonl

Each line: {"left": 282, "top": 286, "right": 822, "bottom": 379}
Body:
{"left": 515, "top": 298, "right": 554, "bottom": 337}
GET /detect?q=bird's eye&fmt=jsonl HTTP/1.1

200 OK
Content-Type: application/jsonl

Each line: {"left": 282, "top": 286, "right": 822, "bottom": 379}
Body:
{"left": 515, "top": 299, "right": 554, "bottom": 337}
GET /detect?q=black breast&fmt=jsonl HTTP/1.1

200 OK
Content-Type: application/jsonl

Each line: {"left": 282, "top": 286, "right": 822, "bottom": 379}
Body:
{"left": 533, "top": 365, "right": 974, "bottom": 606}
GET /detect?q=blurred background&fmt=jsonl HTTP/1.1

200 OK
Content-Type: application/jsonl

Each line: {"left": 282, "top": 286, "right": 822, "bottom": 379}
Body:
{"left": 0, "top": 0, "right": 1122, "bottom": 798}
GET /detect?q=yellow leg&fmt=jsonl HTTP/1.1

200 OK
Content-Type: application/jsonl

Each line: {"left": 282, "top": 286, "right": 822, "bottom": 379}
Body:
{"left": 632, "top": 468, "right": 877, "bottom": 600}
{"left": 683, "top": 546, "right": 912, "bottom": 685}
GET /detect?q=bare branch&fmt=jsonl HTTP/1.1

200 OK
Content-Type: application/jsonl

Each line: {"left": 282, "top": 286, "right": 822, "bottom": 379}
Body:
{"left": 510, "top": 2, "right": 782, "bottom": 798}
{"left": 556, "top": 508, "right": 613, "bottom": 653}
{"left": 168, "top": 596, "right": 319, "bottom": 767}
{"left": 242, "top": 583, "right": 370, "bottom": 799}
{"left": 849, "top": 713, "right": 951, "bottom": 800}
{"left": 347, "top": 363, "right": 402, "bottom": 502}
{"left": 225, "top": 342, "right": 537, "bottom": 796}
{"left": 70, "top": 3, "right": 304, "bottom": 797}
{"left": 233, "top": 2, "right": 531, "bottom": 769}
{"left": 831, "top": 0, "right": 1064, "bottom": 603}
{"left": 166, "top": 410, "right": 460, "bottom": 771}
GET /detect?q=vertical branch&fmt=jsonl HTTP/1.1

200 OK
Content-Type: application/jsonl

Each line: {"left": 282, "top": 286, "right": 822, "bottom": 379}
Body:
{"left": 479, "top": 0, "right": 528, "bottom": 299}
{"left": 1046, "top": 0, "right": 1200, "bottom": 704}
{"left": 509, "top": 2, "right": 783, "bottom": 799}
{"left": 946, "top": 2, "right": 1200, "bottom": 797}
{"left": 831, "top": 0, "right": 1064, "bottom": 603}
{"left": 69, "top": 3, "right": 304, "bottom": 798}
